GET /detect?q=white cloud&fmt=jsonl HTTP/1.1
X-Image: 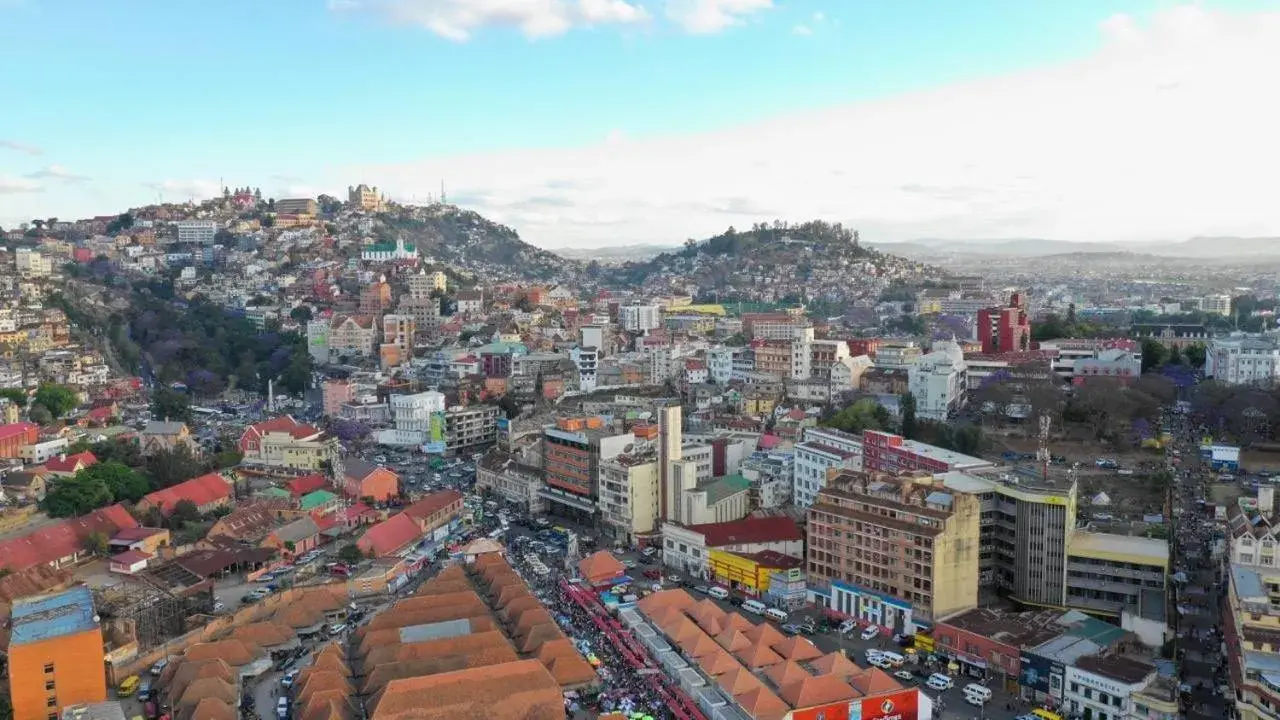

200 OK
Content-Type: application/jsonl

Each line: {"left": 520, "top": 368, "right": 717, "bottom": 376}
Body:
{"left": 24, "top": 165, "right": 89, "bottom": 183}
{"left": 0, "top": 176, "right": 42, "bottom": 194}
{"left": 793, "top": 9, "right": 826, "bottom": 35}
{"left": 338, "top": 0, "right": 649, "bottom": 41}
{"left": 791, "top": 23, "right": 811, "bottom": 36}
{"left": 345, "top": 4, "right": 1280, "bottom": 248}
{"left": 0, "top": 139, "right": 42, "bottom": 156}
{"left": 143, "top": 179, "right": 224, "bottom": 201}
{"left": 665, "top": 0, "right": 772, "bottom": 34}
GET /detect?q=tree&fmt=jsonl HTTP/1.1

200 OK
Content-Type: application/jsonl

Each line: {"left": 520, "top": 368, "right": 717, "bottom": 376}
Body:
{"left": 80, "top": 461, "right": 150, "bottom": 502}
{"left": 337, "top": 543, "right": 363, "bottom": 564}
{"left": 27, "top": 404, "right": 53, "bottom": 426}
{"left": 169, "top": 499, "right": 200, "bottom": 528}
{"left": 150, "top": 388, "right": 192, "bottom": 423}
{"left": 1183, "top": 343, "right": 1207, "bottom": 369}
{"left": 900, "top": 392, "right": 918, "bottom": 440}
{"left": 1140, "top": 339, "right": 1169, "bottom": 373}
{"left": 41, "top": 474, "right": 113, "bottom": 518}
{"left": 145, "top": 445, "right": 206, "bottom": 489}
{"left": 0, "top": 388, "right": 27, "bottom": 406}
{"left": 84, "top": 531, "right": 109, "bottom": 556}
{"left": 289, "top": 305, "right": 313, "bottom": 323}
{"left": 33, "top": 384, "right": 78, "bottom": 418}
{"left": 823, "top": 398, "right": 886, "bottom": 433}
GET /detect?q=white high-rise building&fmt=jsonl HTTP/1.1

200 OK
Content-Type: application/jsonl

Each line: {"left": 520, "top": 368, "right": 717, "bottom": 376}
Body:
{"left": 620, "top": 305, "right": 661, "bottom": 333}
{"left": 907, "top": 341, "right": 968, "bottom": 421}
{"left": 1201, "top": 294, "right": 1232, "bottom": 317}
{"left": 177, "top": 219, "right": 219, "bottom": 245}
{"left": 1206, "top": 336, "right": 1280, "bottom": 386}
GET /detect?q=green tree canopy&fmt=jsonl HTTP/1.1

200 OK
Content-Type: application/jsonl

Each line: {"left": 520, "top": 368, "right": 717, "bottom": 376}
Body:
{"left": 33, "top": 384, "right": 78, "bottom": 418}
{"left": 150, "top": 388, "right": 192, "bottom": 423}
{"left": 79, "top": 461, "right": 150, "bottom": 503}
{"left": 823, "top": 398, "right": 889, "bottom": 434}
{"left": 42, "top": 474, "right": 113, "bottom": 518}
{"left": 0, "top": 388, "right": 27, "bottom": 406}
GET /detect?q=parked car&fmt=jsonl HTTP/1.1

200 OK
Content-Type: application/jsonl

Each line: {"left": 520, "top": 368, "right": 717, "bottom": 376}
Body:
{"left": 893, "top": 670, "right": 915, "bottom": 683}
{"left": 780, "top": 623, "right": 803, "bottom": 635}
{"left": 277, "top": 697, "right": 290, "bottom": 719}
{"left": 926, "top": 674, "right": 954, "bottom": 691}
{"left": 799, "top": 620, "right": 817, "bottom": 635}
{"left": 838, "top": 619, "right": 858, "bottom": 635}
{"left": 860, "top": 626, "right": 880, "bottom": 641}
{"left": 149, "top": 658, "right": 170, "bottom": 676}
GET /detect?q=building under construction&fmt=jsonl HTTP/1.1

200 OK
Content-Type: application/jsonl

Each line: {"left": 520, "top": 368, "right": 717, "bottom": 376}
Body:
{"left": 94, "top": 575, "right": 215, "bottom": 651}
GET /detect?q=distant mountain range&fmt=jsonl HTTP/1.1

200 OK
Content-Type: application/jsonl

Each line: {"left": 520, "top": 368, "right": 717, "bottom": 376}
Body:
{"left": 551, "top": 244, "right": 676, "bottom": 262}
{"left": 873, "top": 236, "right": 1280, "bottom": 260}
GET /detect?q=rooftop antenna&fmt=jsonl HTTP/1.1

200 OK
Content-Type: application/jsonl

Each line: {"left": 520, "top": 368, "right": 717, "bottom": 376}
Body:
{"left": 441, "top": 179, "right": 447, "bottom": 204}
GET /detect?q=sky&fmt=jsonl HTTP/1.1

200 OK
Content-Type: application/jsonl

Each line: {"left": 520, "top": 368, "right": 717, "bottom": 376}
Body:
{"left": 1, "top": 0, "right": 1279, "bottom": 249}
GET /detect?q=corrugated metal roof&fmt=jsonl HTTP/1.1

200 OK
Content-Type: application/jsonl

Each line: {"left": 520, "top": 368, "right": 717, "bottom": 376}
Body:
{"left": 398, "top": 618, "right": 474, "bottom": 644}
{"left": 11, "top": 586, "right": 98, "bottom": 645}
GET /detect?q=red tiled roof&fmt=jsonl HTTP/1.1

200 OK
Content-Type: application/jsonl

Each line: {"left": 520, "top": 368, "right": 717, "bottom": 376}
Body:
{"left": 111, "top": 549, "right": 152, "bottom": 565}
{"left": 140, "top": 473, "right": 232, "bottom": 515}
{"left": 402, "top": 490, "right": 463, "bottom": 523}
{"left": 0, "top": 503, "right": 138, "bottom": 573}
{"left": 578, "top": 550, "right": 624, "bottom": 585}
{"left": 45, "top": 451, "right": 98, "bottom": 473}
{"left": 0, "top": 422, "right": 37, "bottom": 442}
{"left": 288, "top": 474, "right": 329, "bottom": 497}
{"left": 242, "top": 415, "right": 322, "bottom": 443}
{"left": 357, "top": 513, "right": 421, "bottom": 557}
{"left": 686, "top": 516, "right": 803, "bottom": 547}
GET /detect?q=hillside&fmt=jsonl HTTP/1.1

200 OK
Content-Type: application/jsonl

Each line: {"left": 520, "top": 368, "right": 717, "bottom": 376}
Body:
{"left": 377, "top": 204, "right": 581, "bottom": 282}
{"left": 605, "top": 220, "right": 947, "bottom": 302}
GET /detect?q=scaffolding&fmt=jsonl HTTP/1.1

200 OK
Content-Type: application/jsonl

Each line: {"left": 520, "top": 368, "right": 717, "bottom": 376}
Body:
{"left": 94, "top": 577, "right": 214, "bottom": 650}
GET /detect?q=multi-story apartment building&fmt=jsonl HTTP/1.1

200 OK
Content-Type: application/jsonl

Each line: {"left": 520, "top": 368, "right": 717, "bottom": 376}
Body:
{"left": 274, "top": 197, "right": 318, "bottom": 215}
{"left": 874, "top": 341, "right": 922, "bottom": 369}
{"left": 306, "top": 318, "right": 331, "bottom": 364}
{"left": 862, "top": 430, "right": 993, "bottom": 475}
{"left": 8, "top": 587, "right": 108, "bottom": 720}
{"left": 940, "top": 471, "right": 1076, "bottom": 606}
{"left": 598, "top": 432, "right": 661, "bottom": 545}
{"left": 619, "top": 304, "right": 660, "bottom": 333}
{"left": 1207, "top": 335, "right": 1280, "bottom": 387}
{"left": 348, "top": 183, "right": 384, "bottom": 212}
{"left": 793, "top": 432, "right": 861, "bottom": 508}
{"left": 907, "top": 341, "right": 968, "bottom": 420}
{"left": 1065, "top": 532, "right": 1169, "bottom": 620}
{"left": 391, "top": 391, "right": 446, "bottom": 434}
{"left": 751, "top": 340, "right": 791, "bottom": 379}
{"left": 359, "top": 278, "right": 394, "bottom": 315}
{"left": 1225, "top": 560, "right": 1280, "bottom": 720}
{"left": 978, "top": 291, "right": 1032, "bottom": 354}
{"left": 1039, "top": 338, "right": 1141, "bottom": 381}
{"left": 540, "top": 416, "right": 633, "bottom": 520}
{"left": 176, "top": 219, "right": 218, "bottom": 245}
{"left": 328, "top": 315, "right": 378, "bottom": 357}
{"left": 380, "top": 313, "right": 415, "bottom": 369}
{"left": 739, "top": 450, "right": 794, "bottom": 508}
{"left": 807, "top": 470, "right": 982, "bottom": 631}
{"left": 14, "top": 248, "right": 51, "bottom": 278}
{"left": 1201, "top": 293, "right": 1232, "bottom": 317}
{"left": 445, "top": 404, "right": 500, "bottom": 451}
{"left": 569, "top": 346, "right": 598, "bottom": 392}
{"left": 741, "top": 311, "right": 808, "bottom": 341}
{"left": 407, "top": 268, "right": 447, "bottom": 297}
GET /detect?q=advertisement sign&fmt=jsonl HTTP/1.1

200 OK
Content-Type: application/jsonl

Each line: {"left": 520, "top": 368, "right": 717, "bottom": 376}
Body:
{"left": 421, "top": 441, "right": 448, "bottom": 455}
{"left": 859, "top": 690, "right": 919, "bottom": 720}
{"left": 429, "top": 411, "right": 447, "bottom": 444}
{"left": 1019, "top": 652, "right": 1060, "bottom": 694}
{"left": 792, "top": 703, "right": 850, "bottom": 720}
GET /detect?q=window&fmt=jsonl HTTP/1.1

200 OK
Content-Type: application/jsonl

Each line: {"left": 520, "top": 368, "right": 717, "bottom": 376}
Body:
{"left": 47, "top": 697, "right": 57, "bottom": 708}
{"left": 43, "top": 663, "right": 54, "bottom": 674}
{"left": 44, "top": 680, "right": 54, "bottom": 691}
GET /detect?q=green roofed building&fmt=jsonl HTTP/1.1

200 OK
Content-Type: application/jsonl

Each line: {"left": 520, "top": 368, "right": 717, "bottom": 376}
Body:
{"left": 300, "top": 489, "right": 339, "bottom": 513}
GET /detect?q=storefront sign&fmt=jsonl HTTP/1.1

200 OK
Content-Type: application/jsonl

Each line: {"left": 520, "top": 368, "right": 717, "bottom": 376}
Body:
{"left": 792, "top": 702, "right": 850, "bottom": 720}
{"left": 859, "top": 690, "right": 920, "bottom": 720}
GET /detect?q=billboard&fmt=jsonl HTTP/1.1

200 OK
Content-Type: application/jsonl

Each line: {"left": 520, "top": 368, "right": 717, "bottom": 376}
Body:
{"left": 429, "top": 411, "right": 447, "bottom": 444}
{"left": 792, "top": 703, "right": 850, "bottom": 720}
{"left": 1019, "top": 652, "right": 1060, "bottom": 694}
{"left": 858, "top": 690, "right": 920, "bottom": 720}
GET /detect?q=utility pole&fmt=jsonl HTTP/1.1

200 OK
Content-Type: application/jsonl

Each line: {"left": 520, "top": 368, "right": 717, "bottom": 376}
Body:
{"left": 1037, "top": 413, "right": 1052, "bottom": 483}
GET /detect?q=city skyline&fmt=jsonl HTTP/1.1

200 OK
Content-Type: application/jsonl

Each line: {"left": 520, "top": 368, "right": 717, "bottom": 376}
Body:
{"left": 1, "top": 0, "right": 1277, "bottom": 248}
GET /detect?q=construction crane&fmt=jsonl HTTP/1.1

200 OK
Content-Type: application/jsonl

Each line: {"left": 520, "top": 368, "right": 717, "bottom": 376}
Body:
{"left": 1037, "top": 413, "right": 1052, "bottom": 482}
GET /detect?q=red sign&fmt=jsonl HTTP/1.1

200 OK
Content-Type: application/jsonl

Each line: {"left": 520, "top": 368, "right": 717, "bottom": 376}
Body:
{"left": 792, "top": 702, "right": 851, "bottom": 720}
{"left": 859, "top": 690, "right": 920, "bottom": 720}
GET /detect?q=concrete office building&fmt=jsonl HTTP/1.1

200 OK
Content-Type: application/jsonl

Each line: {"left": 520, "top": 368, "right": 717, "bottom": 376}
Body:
{"left": 598, "top": 428, "right": 662, "bottom": 546}
{"left": 8, "top": 587, "right": 108, "bottom": 720}
{"left": 540, "top": 416, "right": 634, "bottom": 521}
{"left": 807, "top": 470, "right": 982, "bottom": 631}
{"left": 176, "top": 219, "right": 218, "bottom": 245}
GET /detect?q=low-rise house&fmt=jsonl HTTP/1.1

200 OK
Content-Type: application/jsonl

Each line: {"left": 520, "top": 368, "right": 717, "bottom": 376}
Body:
{"left": 0, "top": 422, "right": 39, "bottom": 458}
{"left": 238, "top": 416, "right": 339, "bottom": 472}
{"left": 299, "top": 489, "right": 340, "bottom": 514}
{"left": 0, "top": 503, "right": 138, "bottom": 573}
{"left": 44, "top": 451, "right": 99, "bottom": 477}
{"left": 356, "top": 490, "right": 462, "bottom": 558}
{"left": 109, "top": 549, "right": 151, "bottom": 575}
{"left": 140, "top": 420, "right": 200, "bottom": 456}
{"left": 262, "top": 516, "right": 324, "bottom": 558}
{"left": 136, "top": 472, "right": 233, "bottom": 517}
{"left": 206, "top": 505, "right": 285, "bottom": 544}
{"left": 1, "top": 467, "right": 50, "bottom": 503}
{"left": 107, "top": 527, "right": 170, "bottom": 555}
{"left": 341, "top": 459, "right": 399, "bottom": 503}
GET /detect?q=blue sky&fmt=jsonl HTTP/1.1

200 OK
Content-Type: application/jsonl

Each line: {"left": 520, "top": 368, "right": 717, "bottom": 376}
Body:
{"left": 2, "top": 0, "right": 1277, "bottom": 247}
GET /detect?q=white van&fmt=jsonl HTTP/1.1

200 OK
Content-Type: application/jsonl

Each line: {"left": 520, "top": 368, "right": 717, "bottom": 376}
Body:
{"left": 926, "top": 673, "right": 954, "bottom": 691}
{"left": 963, "top": 684, "right": 992, "bottom": 704}
{"left": 880, "top": 651, "right": 905, "bottom": 668}
{"left": 707, "top": 586, "right": 730, "bottom": 600}
{"left": 869, "top": 655, "right": 894, "bottom": 670}
{"left": 741, "top": 599, "right": 767, "bottom": 615}
{"left": 764, "top": 607, "right": 788, "bottom": 623}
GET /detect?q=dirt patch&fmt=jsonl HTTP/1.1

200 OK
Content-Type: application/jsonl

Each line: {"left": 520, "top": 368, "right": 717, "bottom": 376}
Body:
{"left": 1209, "top": 481, "right": 1245, "bottom": 507}
{"left": 1241, "top": 449, "right": 1280, "bottom": 473}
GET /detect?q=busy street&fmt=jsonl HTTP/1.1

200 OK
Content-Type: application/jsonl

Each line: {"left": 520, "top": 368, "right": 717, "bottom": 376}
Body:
{"left": 1166, "top": 407, "right": 1231, "bottom": 720}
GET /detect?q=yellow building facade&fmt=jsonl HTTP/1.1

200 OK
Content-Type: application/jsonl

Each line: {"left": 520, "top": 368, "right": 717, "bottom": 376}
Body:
{"left": 707, "top": 549, "right": 801, "bottom": 597}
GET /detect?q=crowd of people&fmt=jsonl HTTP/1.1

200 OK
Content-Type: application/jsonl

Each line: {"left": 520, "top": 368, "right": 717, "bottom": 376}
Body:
{"left": 505, "top": 533, "right": 678, "bottom": 720}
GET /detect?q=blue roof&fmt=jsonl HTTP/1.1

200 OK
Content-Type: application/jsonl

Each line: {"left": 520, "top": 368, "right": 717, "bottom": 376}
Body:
{"left": 10, "top": 586, "right": 99, "bottom": 646}
{"left": 925, "top": 491, "right": 954, "bottom": 508}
